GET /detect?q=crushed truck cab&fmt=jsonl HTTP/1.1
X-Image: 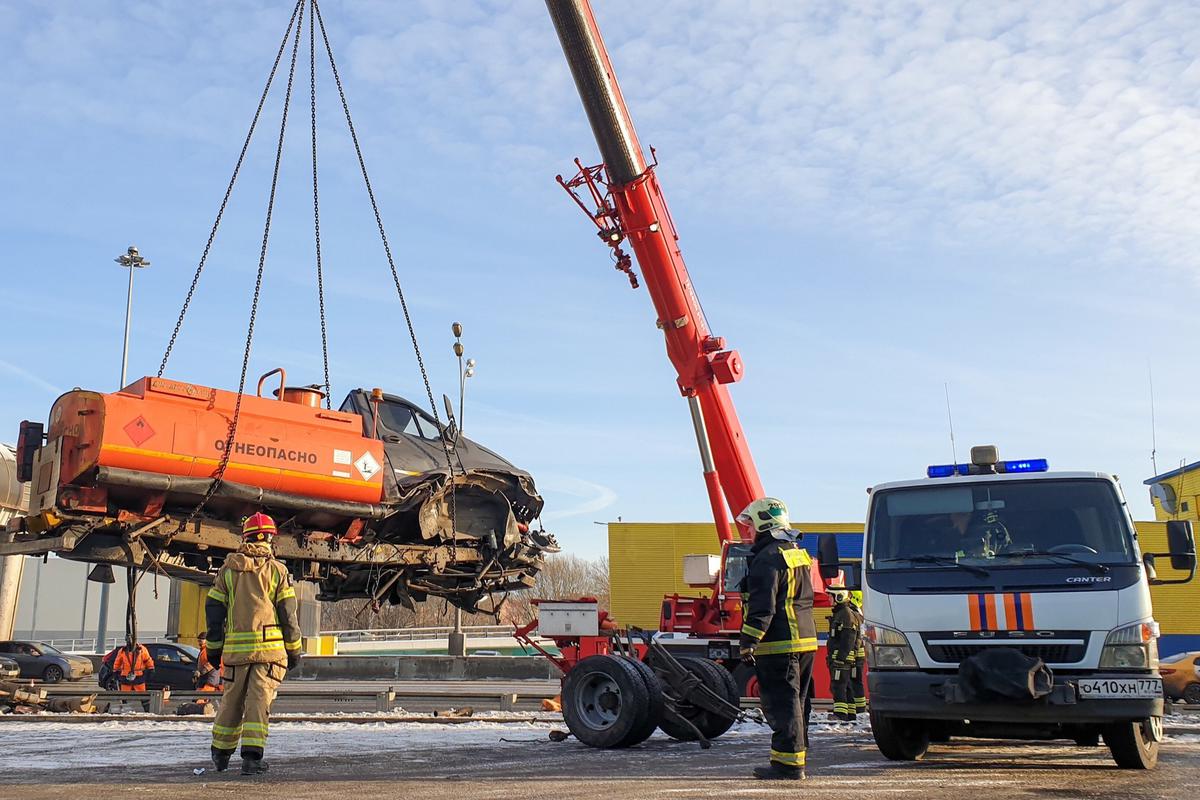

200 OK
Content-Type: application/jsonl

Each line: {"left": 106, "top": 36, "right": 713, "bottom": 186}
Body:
{"left": 860, "top": 446, "right": 1196, "bottom": 769}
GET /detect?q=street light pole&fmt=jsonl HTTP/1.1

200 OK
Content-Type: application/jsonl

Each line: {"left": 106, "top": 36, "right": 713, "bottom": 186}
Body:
{"left": 95, "top": 246, "right": 151, "bottom": 653}
{"left": 448, "top": 323, "right": 476, "bottom": 658}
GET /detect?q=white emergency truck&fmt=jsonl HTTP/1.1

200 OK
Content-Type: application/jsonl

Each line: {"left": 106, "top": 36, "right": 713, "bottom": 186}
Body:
{"left": 859, "top": 446, "right": 1196, "bottom": 769}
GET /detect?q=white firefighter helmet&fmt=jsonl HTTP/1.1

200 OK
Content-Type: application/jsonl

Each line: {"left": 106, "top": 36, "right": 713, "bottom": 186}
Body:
{"left": 737, "top": 497, "right": 791, "bottom": 536}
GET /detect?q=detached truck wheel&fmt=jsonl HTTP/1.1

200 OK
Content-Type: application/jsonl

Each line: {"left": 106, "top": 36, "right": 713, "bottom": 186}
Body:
{"left": 870, "top": 710, "right": 930, "bottom": 761}
{"left": 562, "top": 654, "right": 659, "bottom": 749}
{"left": 621, "top": 656, "right": 665, "bottom": 747}
{"left": 658, "top": 656, "right": 739, "bottom": 742}
{"left": 1104, "top": 719, "right": 1160, "bottom": 769}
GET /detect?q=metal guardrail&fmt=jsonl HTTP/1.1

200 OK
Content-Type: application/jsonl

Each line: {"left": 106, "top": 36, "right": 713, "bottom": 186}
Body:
{"left": 42, "top": 628, "right": 520, "bottom": 652}
{"left": 42, "top": 636, "right": 170, "bottom": 654}
{"left": 326, "top": 626, "right": 515, "bottom": 642}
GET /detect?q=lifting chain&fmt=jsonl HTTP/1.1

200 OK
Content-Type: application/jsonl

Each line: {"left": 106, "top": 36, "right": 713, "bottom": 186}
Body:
{"left": 312, "top": 0, "right": 458, "bottom": 560}
{"left": 151, "top": 0, "right": 458, "bottom": 563}
{"left": 176, "top": 0, "right": 307, "bottom": 532}
{"left": 157, "top": 0, "right": 306, "bottom": 378}
{"left": 309, "top": 3, "right": 332, "bottom": 410}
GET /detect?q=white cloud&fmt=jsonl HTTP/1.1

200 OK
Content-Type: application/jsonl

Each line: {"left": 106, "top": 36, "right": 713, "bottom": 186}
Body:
{"left": 0, "top": 359, "right": 61, "bottom": 397}
{"left": 534, "top": 473, "right": 618, "bottom": 523}
{"left": 342, "top": 0, "right": 1200, "bottom": 271}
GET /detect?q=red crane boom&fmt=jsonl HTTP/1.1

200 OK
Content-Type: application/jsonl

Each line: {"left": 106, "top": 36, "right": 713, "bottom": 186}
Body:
{"left": 546, "top": 0, "right": 760, "bottom": 545}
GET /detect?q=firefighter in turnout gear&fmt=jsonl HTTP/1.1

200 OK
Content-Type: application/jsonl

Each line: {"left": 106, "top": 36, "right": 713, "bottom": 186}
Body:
{"left": 826, "top": 586, "right": 863, "bottom": 721}
{"left": 849, "top": 590, "right": 867, "bottom": 714}
{"left": 206, "top": 513, "right": 302, "bottom": 774}
{"left": 737, "top": 498, "right": 817, "bottom": 781}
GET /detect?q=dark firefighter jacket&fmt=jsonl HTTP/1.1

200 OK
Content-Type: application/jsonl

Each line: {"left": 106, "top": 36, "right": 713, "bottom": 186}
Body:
{"left": 739, "top": 535, "right": 818, "bottom": 656}
{"left": 205, "top": 542, "right": 302, "bottom": 666}
{"left": 827, "top": 602, "right": 864, "bottom": 665}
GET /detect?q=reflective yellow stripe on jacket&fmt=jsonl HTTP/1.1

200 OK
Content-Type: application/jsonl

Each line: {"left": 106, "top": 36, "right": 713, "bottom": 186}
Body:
{"left": 272, "top": 568, "right": 302, "bottom": 652}
{"left": 740, "top": 624, "right": 766, "bottom": 641}
{"left": 752, "top": 546, "right": 816, "bottom": 655}
{"left": 755, "top": 637, "right": 818, "bottom": 655}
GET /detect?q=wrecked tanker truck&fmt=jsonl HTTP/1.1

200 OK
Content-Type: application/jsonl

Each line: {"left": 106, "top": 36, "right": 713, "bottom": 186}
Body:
{"left": 6, "top": 371, "right": 557, "bottom": 613}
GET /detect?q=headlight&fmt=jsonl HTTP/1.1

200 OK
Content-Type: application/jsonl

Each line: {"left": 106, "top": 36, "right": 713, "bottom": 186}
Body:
{"left": 864, "top": 623, "right": 917, "bottom": 669}
{"left": 1099, "top": 621, "right": 1159, "bottom": 670}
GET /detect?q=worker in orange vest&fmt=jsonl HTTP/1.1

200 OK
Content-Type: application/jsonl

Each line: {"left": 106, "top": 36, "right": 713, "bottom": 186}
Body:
{"left": 112, "top": 639, "right": 155, "bottom": 692}
{"left": 194, "top": 632, "right": 221, "bottom": 692}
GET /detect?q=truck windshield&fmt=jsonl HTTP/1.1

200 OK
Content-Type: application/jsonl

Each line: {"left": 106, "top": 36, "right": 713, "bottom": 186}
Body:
{"left": 868, "top": 479, "right": 1134, "bottom": 570}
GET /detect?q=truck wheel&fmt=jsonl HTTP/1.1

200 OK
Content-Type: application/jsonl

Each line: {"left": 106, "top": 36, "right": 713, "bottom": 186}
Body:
{"left": 620, "top": 656, "right": 665, "bottom": 747}
{"left": 1104, "top": 719, "right": 1160, "bottom": 769}
{"left": 870, "top": 710, "right": 930, "bottom": 761}
{"left": 562, "top": 655, "right": 653, "bottom": 749}
{"left": 732, "top": 662, "right": 759, "bottom": 698}
{"left": 658, "top": 656, "right": 739, "bottom": 742}
{"left": 1184, "top": 684, "right": 1200, "bottom": 705}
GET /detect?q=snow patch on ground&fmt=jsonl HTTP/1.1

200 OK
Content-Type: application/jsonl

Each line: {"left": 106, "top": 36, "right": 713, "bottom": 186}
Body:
{"left": 0, "top": 710, "right": 873, "bottom": 773}
{"left": 0, "top": 719, "right": 564, "bottom": 771}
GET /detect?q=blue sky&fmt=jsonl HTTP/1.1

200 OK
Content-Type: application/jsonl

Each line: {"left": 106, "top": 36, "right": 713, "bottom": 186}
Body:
{"left": 3, "top": 0, "right": 1199, "bottom": 561}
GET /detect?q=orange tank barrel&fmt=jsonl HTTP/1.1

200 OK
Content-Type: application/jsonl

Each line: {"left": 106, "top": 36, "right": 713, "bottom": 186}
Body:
{"left": 47, "top": 376, "right": 385, "bottom": 505}
{"left": 276, "top": 386, "right": 326, "bottom": 408}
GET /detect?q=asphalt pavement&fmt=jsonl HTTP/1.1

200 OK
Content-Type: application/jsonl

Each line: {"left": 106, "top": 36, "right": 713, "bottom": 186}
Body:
{"left": 2, "top": 718, "right": 1197, "bottom": 799}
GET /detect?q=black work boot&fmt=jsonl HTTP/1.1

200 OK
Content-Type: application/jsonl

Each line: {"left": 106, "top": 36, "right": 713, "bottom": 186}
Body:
{"left": 211, "top": 748, "right": 233, "bottom": 772}
{"left": 753, "top": 764, "right": 805, "bottom": 781}
{"left": 241, "top": 758, "right": 270, "bottom": 775}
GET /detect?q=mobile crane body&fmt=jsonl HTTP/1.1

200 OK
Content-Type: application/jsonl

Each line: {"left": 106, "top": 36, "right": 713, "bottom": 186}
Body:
{"left": 527, "top": 1, "right": 838, "bottom": 747}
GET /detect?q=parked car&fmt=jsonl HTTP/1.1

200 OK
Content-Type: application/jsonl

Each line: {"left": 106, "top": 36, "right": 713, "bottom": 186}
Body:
{"left": 0, "top": 641, "right": 93, "bottom": 683}
{"left": 1161, "top": 651, "right": 1200, "bottom": 705}
{"left": 0, "top": 656, "right": 19, "bottom": 681}
{"left": 99, "top": 642, "right": 204, "bottom": 691}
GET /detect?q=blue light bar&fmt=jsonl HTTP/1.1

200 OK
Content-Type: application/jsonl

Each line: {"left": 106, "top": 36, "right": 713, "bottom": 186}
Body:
{"left": 999, "top": 458, "right": 1049, "bottom": 474}
{"left": 927, "top": 464, "right": 970, "bottom": 478}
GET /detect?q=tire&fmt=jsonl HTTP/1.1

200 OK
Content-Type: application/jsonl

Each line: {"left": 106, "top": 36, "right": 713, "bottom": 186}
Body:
{"left": 870, "top": 710, "right": 930, "bottom": 761}
{"left": 1183, "top": 683, "right": 1200, "bottom": 706}
{"left": 41, "top": 664, "right": 64, "bottom": 684}
{"left": 621, "top": 656, "right": 665, "bottom": 747}
{"left": 1104, "top": 719, "right": 1160, "bottom": 769}
{"left": 732, "top": 662, "right": 760, "bottom": 699}
{"left": 657, "top": 656, "right": 739, "bottom": 742}
{"left": 562, "top": 655, "right": 653, "bottom": 749}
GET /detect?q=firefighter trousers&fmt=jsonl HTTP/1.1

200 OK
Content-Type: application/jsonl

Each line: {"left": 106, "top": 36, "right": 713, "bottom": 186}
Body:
{"left": 755, "top": 651, "right": 814, "bottom": 772}
{"left": 211, "top": 662, "right": 285, "bottom": 760}
{"left": 829, "top": 660, "right": 855, "bottom": 719}
{"left": 850, "top": 662, "right": 866, "bottom": 714}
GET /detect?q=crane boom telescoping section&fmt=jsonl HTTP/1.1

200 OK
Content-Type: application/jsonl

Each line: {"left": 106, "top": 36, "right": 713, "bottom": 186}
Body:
{"left": 546, "top": 0, "right": 762, "bottom": 543}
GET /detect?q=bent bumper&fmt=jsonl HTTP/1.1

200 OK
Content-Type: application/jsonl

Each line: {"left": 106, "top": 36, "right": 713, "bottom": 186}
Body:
{"left": 869, "top": 671, "right": 1162, "bottom": 723}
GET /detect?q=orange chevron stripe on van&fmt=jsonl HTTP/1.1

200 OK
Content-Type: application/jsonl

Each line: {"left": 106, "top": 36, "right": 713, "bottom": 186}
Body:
{"left": 967, "top": 594, "right": 999, "bottom": 631}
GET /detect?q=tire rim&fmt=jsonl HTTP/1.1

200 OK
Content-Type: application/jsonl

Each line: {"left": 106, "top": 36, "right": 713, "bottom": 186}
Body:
{"left": 745, "top": 674, "right": 760, "bottom": 698}
{"left": 574, "top": 671, "right": 623, "bottom": 730}
{"left": 1143, "top": 717, "right": 1163, "bottom": 745}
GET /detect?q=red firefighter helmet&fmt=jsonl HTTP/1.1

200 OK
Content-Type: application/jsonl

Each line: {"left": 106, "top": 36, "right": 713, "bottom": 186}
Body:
{"left": 242, "top": 512, "right": 277, "bottom": 542}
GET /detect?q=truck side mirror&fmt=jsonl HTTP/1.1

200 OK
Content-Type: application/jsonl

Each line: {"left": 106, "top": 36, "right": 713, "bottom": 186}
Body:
{"left": 441, "top": 394, "right": 460, "bottom": 445}
{"left": 816, "top": 533, "right": 840, "bottom": 581}
{"left": 1166, "top": 520, "right": 1196, "bottom": 572}
{"left": 1142, "top": 552, "right": 1158, "bottom": 583}
{"left": 842, "top": 562, "right": 862, "bottom": 591}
